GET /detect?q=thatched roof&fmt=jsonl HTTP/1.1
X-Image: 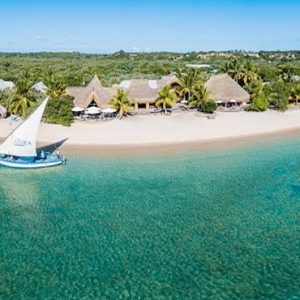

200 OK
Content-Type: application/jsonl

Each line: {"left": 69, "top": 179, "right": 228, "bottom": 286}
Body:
{"left": 66, "top": 87, "right": 84, "bottom": 98}
{"left": 159, "top": 74, "right": 179, "bottom": 88}
{"left": 90, "top": 74, "right": 102, "bottom": 87}
{"left": 121, "top": 80, "right": 158, "bottom": 103}
{"left": 73, "top": 75, "right": 102, "bottom": 106}
{"left": 205, "top": 74, "right": 250, "bottom": 102}
{"left": 67, "top": 75, "right": 116, "bottom": 108}
{"left": 67, "top": 74, "right": 179, "bottom": 107}
{"left": 93, "top": 87, "right": 118, "bottom": 108}
{"left": 119, "top": 75, "right": 178, "bottom": 104}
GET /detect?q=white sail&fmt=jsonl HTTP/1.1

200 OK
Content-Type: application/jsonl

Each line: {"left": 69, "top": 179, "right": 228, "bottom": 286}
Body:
{"left": 0, "top": 98, "right": 49, "bottom": 157}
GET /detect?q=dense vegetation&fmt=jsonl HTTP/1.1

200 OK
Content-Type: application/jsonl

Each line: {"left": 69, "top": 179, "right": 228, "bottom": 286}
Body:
{"left": 1, "top": 51, "right": 299, "bottom": 86}
{"left": 0, "top": 50, "right": 299, "bottom": 124}
{"left": 0, "top": 51, "right": 179, "bottom": 87}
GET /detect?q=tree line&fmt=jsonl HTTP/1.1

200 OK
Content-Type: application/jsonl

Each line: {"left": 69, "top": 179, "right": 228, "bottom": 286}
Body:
{"left": 0, "top": 51, "right": 299, "bottom": 125}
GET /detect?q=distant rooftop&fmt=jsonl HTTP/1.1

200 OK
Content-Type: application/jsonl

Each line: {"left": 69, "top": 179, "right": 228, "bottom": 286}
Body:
{"left": 186, "top": 64, "right": 211, "bottom": 69}
{"left": 205, "top": 73, "right": 250, "bottom": 102}
{"left": 0, "top": 79, "right": 14, "bottom": 90}
{"left": 32, "top": 81, "right": 47, "bottom": 93}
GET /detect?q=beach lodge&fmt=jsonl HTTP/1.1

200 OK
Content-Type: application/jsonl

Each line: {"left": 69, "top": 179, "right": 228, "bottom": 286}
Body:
{"left": 66, "top": 74, "right": 179, "bottom": 114}
{"left": 66, "top": 73, "right": 249, "bottom": 115}
{"left": 205, "top": 73, "right": 250, "bottom": 108}
{"left": 0, "top": 72, "right": 250, "bottom": 120}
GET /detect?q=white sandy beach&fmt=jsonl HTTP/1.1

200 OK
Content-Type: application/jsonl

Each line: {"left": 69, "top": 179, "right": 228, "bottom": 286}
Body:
{"left": 1, "top": 110, "right": 300, "bottom": 149}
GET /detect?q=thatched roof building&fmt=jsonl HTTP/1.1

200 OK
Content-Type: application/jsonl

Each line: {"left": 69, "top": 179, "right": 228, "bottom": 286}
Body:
{"left": 67, "top": 75, "right": 117, "bottom": 109}
{"left": 159, "top": 74, "right": 179, "bottom": 88}
{"left": 205, "top": 74, "right": 250, "bottom": 104}
{"left": 120, "top": 80, "right": 159, "bottom": 104}
{"left": 119, "top": 75, "right": 179, "bottom": 105}
{"left": 67, "top": 74, "right": 179, "bottom": 110}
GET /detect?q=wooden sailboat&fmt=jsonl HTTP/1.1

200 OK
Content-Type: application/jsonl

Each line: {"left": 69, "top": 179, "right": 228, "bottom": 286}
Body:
{"left": 0, "top": 98, "right": 65, "bottom": 169}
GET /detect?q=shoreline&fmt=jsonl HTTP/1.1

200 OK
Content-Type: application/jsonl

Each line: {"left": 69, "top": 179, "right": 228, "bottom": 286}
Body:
{"left": 42, "top": 126, "right": 300, "bottom": 156}
{"left": 1, "top": 110, "right": 300, "bottom": 155}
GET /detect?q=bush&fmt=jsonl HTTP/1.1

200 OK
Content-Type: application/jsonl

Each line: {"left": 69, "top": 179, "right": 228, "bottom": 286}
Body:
{"left": 44, "top": 95, "right": 73, "bottom": 126}
{"left": 199, "top": 100, "right": 217, "bottom": 114}
{"left": 269, "top": 82, "right": 289, "bottom": 111}
{"left": 259, "top": 64, "right": 278, "bottom": 82}
{"left": 248, "top": 94, "right": 269, "bottom": 111}
{"left": 272, "top": 97, "right": 289, "bottom": 111}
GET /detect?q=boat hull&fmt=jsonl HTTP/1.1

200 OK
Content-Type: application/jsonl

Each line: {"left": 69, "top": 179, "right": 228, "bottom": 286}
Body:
{"left": 0, "top": 158, "right": 64, "bottom": 169}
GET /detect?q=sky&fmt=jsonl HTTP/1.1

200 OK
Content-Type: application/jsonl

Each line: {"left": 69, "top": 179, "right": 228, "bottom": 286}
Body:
{"left": 0, "top": 0, "right": 299, "bottom": 53}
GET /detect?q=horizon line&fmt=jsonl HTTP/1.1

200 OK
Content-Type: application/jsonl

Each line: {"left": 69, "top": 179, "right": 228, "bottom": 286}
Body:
{"left": 0, "top": 49, "right": 300, "bottom": 55}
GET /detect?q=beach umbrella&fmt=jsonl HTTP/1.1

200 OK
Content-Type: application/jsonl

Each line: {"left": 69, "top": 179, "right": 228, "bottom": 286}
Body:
{"left": 102, "top": 108, "right": 117, "bottom": 114}
{"left": 86, "top": 107, "right": 101, "bottom": 114}
{"left": 72, "top": 107, "right": 84, "bottom": 112}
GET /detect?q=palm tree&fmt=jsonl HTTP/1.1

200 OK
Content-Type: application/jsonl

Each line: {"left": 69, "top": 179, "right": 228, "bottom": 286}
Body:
{"left": 46, "top": 76, "right": 67, "bottom": 99}
{"left": 246, "top": 80, "right": 269, "bottom": 111}
{"left": 242, "top": 60, "right": 260, "bottom": 85}
{"left": 8, "top": 79, "right": 37, "bottom": 117}
{"left": 189, "top": 84, "right": 212, "bottom": 108}
{"left": 221, "top": 58, "right": 244, "bottom": 84}
{"left": 110, "top": 89, "right": 132, "bottom": 118}
{"left": 176, "top": 68, "right": 203, "bottom": 101}
{"left": 221, "top": 58, "right": 260, "bottom": 86}
{"left": 155, "top": 85, "right": 177, "bottom": 113}
{"left": 248, "top": 80, "right": 266, "bottom": 98}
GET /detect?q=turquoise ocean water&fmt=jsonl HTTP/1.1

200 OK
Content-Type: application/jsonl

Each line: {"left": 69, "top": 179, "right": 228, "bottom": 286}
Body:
{"left": 0, "top": 138, "right": 300, "bottom": 299}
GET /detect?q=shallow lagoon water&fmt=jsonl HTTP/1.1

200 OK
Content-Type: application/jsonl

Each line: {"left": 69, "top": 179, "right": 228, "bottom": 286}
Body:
{"left": 0, "top": 138, "right": 300, "bottom": 299}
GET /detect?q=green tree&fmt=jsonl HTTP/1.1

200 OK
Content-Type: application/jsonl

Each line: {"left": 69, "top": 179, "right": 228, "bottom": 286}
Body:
{"left": 188, "top": 83, "right": 217, "bottom": 114}
{"left": 8, "top": 79, "right": 37, "bottom": 117}
{"left": 221, "top": 58, "right": 260, "bottom": 86}
{"left": 44, "top": 95, "right": 74, "bottom": 126}
{"left": 199, "top": 100, "right": 217, "bottom": 114}
{"left": 189, "top": 84, "right": 212, "bottom": 108}
{"left": 242, "top": 60, "right": 260, "bottom": 85}
{"left": 0, "top": 89, "right": 13, "bottom": 109}
{"left": 259, "top": 64, "right": 278, "bottom": 82}
{"left": 278, "top": 66, "right": 294, "bottom": 83}
{"left": 290, "top": 83, "right": 300, "bottom": 104}
{"left": 41, "top": 73, "right": 73, "bottom": 126}
{"left": 246, "top": 81, "right": 269, "bottom": 111}
{"left": 221, "top": 58, "right": 244, "bottom": 84}
{"left": 46, "top": 75, "right": 67, "bottom": 98}
{"left": 176, "top": 68, "right": 203, "bottom": 101}
{"left": 155, "top": 85, "right": 177, "bottom": 113}
{"left": 110, "top": 89, "right": 132, "bottom": 118}
{"left": 269, "top": 81, "right": 289, "bottom": 111}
